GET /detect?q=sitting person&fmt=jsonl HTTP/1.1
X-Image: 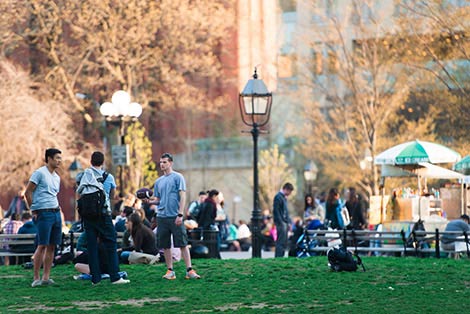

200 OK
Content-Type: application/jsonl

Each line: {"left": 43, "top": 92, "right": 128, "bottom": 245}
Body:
{"left": 135, "top": 208, "right": 152, "bottom": 229}
{"left": 114, "top": 206, "right": 134, "bottom": 232}
{"left": 226, "top": 223, "right": 241, "bottom": 251}
{"left": 9, "top": 212, "right": 37, "bottom": 263}
{"left": 261, "top": 215, "right": 276, "bottom": 251}
{"left": 1, "top": 213, "right": 24, "bottom": 265}
{"left": 196, "top": 189, "right": 218, "bottom": 230}
{"left": 237, "top": 220, "right": 252, "bottom": 251}
{"left": 118, "top": 213, "right": 159, "bottom": 264}
{"left": 117, "top": 193, "right": 137, "bottom": 220}
{"left": 304, "top": 193, "right": 325, "bottom": 225}
{"left": 73, "top": 230, "right": 127, "bottom": 280}
{"left": 441, "top": 214, "right": 470, "bottom": 253}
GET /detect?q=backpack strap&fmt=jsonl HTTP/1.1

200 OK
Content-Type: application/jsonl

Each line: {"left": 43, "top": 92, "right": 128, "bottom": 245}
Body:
{"left": 102, "top": 171, "right": 109, "bottom": 182}
{"left": 354, "top": 253, "right": 366, "bottom": 272}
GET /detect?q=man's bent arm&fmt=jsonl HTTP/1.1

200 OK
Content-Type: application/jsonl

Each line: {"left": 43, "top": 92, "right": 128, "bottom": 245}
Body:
{"left": 24, "top": 181, "right": 36, "bottom": 209}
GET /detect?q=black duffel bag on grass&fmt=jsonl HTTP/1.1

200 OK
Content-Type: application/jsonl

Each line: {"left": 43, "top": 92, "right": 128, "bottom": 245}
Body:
{"left": 327, "top": 246, "right": 366, "bottom": 272}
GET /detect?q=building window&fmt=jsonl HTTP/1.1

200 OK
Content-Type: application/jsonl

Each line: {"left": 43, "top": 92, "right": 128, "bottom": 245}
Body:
{"left": 327, "top": 51, "right": 339, "bottom": 74}
{"left": 279, "top": 0, "right": 297, "bottom": 12}
{"left": 326, "top": 0, "right": 338, "bottom": 17}
{"left": 312, "top": 50, "right": 323, "bottom": 75}
{"left": 278, "top": 53, "right": 298, "bottom": 78}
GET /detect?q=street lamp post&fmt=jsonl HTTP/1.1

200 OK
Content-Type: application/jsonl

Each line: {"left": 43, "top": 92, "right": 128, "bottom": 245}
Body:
{"left": 303, "top": 160, "right": 318, "bottom": 195}
{"left": 238, "top": 68, "right": 273, "bottom": 258}
{"left": 100, "top": 90, "right": 142, "bottom": 193}
{"left": 232, "top": 195, "right": 242, "bottom": 224}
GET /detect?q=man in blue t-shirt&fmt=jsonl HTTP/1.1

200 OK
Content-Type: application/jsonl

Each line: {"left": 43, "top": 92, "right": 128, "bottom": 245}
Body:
{"left": 77, "top": 151, "right": 129, "bottom": 286}
{"left": 25, "top": 148, "right": 62, "bottom": 288}
{"left": 148, "top": 152, "right": 200, "bottom": 280}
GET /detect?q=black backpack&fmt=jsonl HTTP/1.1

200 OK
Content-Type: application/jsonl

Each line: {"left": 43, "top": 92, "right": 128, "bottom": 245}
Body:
{"left": 77, "top": 172, "right": 109, "bottom": 220}
{"left": 327, "top": 246, "right": 366, "bottom": 272}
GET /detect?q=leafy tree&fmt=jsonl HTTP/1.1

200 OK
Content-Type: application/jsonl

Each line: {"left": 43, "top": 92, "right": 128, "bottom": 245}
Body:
{"left": 122, "top": 121, "right": 158, "bottom": 194}
{"left": 289, "top": 0, "right": 470, "bottom": 198}
{"left": 1, "top": 0, "right": 233, "bottom": 114}
{"left": 290, "top": 0, "right": 433, "bottom": 197}
{"left": 396, "top": 0, "right": 470, "bottom": 152}
{"left": 397, "top": 0, "right": 470, "bottom": 100}
{"left": 0, "top": 0, "right": 235, "bottom": 193}
{"left": 258, "top": 145, "right": 296, "bottom": 212}
{"left": 0, "top": 59, "right": 79, "bottom": 191}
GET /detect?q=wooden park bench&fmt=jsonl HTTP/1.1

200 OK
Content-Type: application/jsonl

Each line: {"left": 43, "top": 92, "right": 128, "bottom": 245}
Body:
{"left": 0, "top": 232, "right": 125, "bottom": 265}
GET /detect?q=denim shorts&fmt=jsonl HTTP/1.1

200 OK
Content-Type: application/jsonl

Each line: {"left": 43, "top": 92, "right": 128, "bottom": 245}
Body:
{"left": 33, "top": 210, "right": 62, "bottom": 246}
{"left": 156, "top": 217, "right": 188, "bottom": 249}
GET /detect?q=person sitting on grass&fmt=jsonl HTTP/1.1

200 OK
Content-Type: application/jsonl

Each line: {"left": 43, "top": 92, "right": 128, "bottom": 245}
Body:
{"left": 73, "top": 230, "right": 127, "bottom": 280}
{"left": 118, "top": 213, "right": 159, "bottom": 264}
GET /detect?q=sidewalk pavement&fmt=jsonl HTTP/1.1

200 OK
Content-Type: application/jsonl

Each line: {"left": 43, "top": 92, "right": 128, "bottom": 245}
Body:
{"left": 220, "top": 249, "right": 276, "bottom": 259}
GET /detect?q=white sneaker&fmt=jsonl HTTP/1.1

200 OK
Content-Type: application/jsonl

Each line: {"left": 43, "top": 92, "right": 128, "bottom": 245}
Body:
{"left": 41, "top": 278, "right": 55, "bottom": 285}
{"left": 31, "top": 280, "right": 42, "bottom": 287}
{"left": 112, "top": 278, "right": 130, "bottom": 285}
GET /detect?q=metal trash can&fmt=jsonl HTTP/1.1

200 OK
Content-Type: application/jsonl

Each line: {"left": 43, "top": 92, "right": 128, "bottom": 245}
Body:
{"left": 188, "top": 229, "right": 220, "bottom": 259}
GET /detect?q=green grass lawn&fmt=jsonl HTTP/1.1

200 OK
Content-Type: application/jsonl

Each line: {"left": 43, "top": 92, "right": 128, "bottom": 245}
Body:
{"left": 1, "top": 256, "right": 469, "bottom": 313}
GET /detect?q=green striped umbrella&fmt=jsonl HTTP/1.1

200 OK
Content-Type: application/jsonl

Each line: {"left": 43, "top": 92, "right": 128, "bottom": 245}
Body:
{"left": 453, "top": 155, "right": 470, "bottom": 172}
{"left": 375, "top": 140, "right": 461, "bottom": 165}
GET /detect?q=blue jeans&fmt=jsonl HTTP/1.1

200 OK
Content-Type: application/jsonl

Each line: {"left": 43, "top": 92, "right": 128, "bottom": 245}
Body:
{"left": 275, "top": 222, "right": 288, "bottom": 258}
{"left": 83, "top": 215, "right": 120, "bottom": 284}
{"left": 34, "top": 210, "right": 62, "bottom": 246}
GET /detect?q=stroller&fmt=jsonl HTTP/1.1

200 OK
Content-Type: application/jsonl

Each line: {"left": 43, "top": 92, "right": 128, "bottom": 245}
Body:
{"left": 294, "top": 219, "right": 332, "bottom": 258}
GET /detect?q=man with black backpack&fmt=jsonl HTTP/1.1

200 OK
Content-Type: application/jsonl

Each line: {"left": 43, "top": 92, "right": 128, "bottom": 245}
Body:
{"left": 76, "top": 151, "right": 129, "bottom": 286}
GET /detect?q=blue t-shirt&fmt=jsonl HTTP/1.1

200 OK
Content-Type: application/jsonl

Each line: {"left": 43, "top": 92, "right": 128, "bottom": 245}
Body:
{"left": 95, "top": 168, "right": 116, "bottom": 210}
{"left": 153, "top": 171, "right": 186, "bottom": 218}
{"left": 29, "top": 166, "right": 60, "bottom": 210}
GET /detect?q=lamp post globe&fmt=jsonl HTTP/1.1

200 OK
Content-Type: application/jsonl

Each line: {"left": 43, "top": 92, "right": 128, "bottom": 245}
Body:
{"left": 238, "top": 68, "right": 272, "bottom": 258}
{"left": 129, "top": 102, "right": 143, "bottom": 118}
{"left": 99, "top": 90, "right": 142, "bottom": 194}
{"left": 99, "top": 102, "right": 114, "bottom": 117}
{"left": 304, "top": 160, "right": 318, "bottom": 195}
{"left": 111, "top": 90, "right": 131, "bottom": 108}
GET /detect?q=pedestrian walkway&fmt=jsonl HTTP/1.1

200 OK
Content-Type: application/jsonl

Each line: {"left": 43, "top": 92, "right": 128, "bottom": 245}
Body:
{"left": 220, "top": 249, "right": 276, "bottom": 259}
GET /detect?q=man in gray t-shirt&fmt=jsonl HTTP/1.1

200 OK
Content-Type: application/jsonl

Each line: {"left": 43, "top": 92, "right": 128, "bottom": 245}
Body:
{"left": 149, "top": 153, "right": 200, "bottom": 280}
{"left": 441, "top": 215, "right": 470, "bottom": 251}
{"left": 25, "top": 148, "right": 62, "bottom": 288}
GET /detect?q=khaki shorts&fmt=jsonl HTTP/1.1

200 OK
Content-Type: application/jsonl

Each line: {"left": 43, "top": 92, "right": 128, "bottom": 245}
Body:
{"left": 156, "top": 217, "right": 188, "bottom": 249}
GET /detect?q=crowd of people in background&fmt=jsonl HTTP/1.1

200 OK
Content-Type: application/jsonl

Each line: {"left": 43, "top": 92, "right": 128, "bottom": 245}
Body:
{"left": 4, "top": 146, "right": 470, "bottom": 290}
{"left": 1, "top": 181, "right": 372, "bottom": 268}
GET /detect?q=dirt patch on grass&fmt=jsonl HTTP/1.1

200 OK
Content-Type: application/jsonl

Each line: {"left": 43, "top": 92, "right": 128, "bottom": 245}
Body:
{"left": 12, "top": 305, "right": 74, "bottom": 312}
{"left": 0, "top": 275, "right": 24, "bottom": 278}
{"left": 73, "top": 297, "right": 183, "bottom": 309}
{"left": 395, "top": 282, "right": 416, "bottom": 286}
{"left": 12, "top": 297, "right": 183, "bottom": 312}
{"left": 216, "top": 303, "right": 286, "bottom": 311}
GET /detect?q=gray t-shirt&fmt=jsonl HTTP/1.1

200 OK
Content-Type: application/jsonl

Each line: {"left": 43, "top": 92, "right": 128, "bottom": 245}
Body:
{"left": 29, "top": 166, "right": 60, "bottom": 210}
{"left": 153, "top": 171, "right": 186, "bottom": 218}
{"left": 442, "top": 219, "right": 470, "bottom": 244}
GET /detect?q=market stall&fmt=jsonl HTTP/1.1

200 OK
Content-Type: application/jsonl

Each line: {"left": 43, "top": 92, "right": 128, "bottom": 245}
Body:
{"left": 372, "top": 140, "right": 463, "bottom": 224}
{"left": 380, "top": 163, "right": 463, "bottom": 221}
